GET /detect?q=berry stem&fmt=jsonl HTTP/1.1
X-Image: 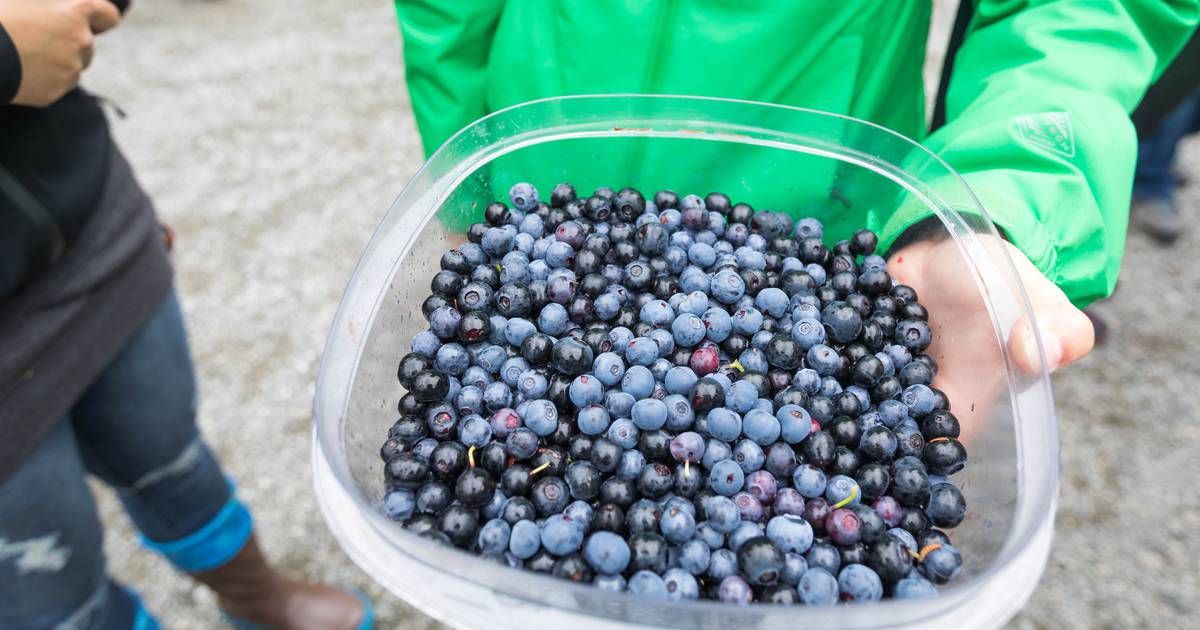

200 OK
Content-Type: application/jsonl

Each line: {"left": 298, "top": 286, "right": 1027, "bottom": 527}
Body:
{"left": 832, "top": 484, "right": 859, "bottom": 509}
{"left": 917, "top": 543, "right": 943, "bottom": 562}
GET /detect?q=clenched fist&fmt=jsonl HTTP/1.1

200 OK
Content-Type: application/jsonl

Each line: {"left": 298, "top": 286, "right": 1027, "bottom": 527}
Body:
{"left": 1, "top": 0, "right": 121, "bottom": 107}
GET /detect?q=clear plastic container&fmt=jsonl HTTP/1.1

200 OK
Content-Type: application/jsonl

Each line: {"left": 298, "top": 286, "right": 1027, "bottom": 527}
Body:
{"left": 313, "top": 95, "right": 1059, "bottom": 629}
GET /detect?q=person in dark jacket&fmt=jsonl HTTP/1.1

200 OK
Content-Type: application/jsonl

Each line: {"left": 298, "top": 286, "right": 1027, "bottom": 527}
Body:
{"left": 0, "top": 2, "right": 370, "bottom": 628}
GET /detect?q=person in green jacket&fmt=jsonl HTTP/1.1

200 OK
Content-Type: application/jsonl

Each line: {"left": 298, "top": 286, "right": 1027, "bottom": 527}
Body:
{"left": 392, "top": 1, "right": 1197, "bottom": 428}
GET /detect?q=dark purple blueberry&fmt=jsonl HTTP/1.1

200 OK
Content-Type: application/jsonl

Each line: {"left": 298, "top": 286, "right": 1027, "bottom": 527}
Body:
{"left": 385, "top": 453, "right": 429, "bottom": 490}
{"left": 738, "top": 536, "right": 785, "bottom": 585}
{"left": 921, "top": 410, "right": 961, "bottom": 440}
{"left": 500, "top": 465, "right": 532, "bottom": 497}
{"left": 690, "top": 377, "right": 726, "bottom": 412}
{"left": 628, "top": 532, "right": 669, "bottom": 574}
{"left": 800, "top": 431, "right": 836, "bottom": 469}
{"left": 923, "top": 438, "right": 967, "bottom": 475}
{"left": 430, "top": 442, "right": 468, "bottom": 481}
{"left": 478, "top": 441, "right": 507, "bottom": 475}
{"left": 454, "top": 468, "right": 496, "bottom": 508}
{"left": 397, "top": 353, "right": 434, "bottom": 390}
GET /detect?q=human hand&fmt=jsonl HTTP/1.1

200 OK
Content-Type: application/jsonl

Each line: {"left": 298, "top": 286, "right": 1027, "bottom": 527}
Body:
{"left": 887, "top": 234, "right": 1094, "bottom": 439}
{"left": 1, "top": 0, "right": 121, "bottom": 107}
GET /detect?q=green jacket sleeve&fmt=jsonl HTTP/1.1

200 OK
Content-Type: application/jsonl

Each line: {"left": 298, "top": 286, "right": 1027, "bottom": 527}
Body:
{"left": 878, "top": 0, "right": 1198, "bottom": 307}
{"left": 394, "top": 0, "right": 505, "bottom": 157}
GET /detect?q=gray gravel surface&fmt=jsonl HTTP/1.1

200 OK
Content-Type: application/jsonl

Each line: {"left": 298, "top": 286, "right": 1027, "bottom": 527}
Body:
{"left": 84, "top": 2, "right": 1196, "bottom": 628}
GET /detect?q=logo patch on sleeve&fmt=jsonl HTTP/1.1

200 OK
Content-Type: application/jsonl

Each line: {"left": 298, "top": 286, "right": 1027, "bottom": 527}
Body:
{"left": 1014, "top": 112, "right": 1075, "bottom": 158}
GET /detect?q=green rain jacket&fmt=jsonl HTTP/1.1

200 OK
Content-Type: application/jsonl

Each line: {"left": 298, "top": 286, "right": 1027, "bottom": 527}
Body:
{"left": 393, "top": 1, "right": 1197, "bottom": 307}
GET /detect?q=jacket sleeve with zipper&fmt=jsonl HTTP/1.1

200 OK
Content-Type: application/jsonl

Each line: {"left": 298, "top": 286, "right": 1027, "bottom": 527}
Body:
{"left": 393, "top": 0, "right": 506, "bottom": 157}
{"left": 878, "top": 0, "right": 1199, "bottom": 307}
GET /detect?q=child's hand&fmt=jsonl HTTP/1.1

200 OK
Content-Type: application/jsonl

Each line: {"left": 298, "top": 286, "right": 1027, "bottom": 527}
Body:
{"left": 887, "top": 234, "right": 1095, "bottom": 438}
{"left": 2, "top": 0, "right": 121, "bottom": 107}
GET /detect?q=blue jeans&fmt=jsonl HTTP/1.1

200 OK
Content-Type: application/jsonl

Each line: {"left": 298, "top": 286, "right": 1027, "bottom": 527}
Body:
{"left": 1133, "top": 91, "right": 1199, "bottom": 201}
{"left": 0, "top": 291, "right": 252, "bottom": 629}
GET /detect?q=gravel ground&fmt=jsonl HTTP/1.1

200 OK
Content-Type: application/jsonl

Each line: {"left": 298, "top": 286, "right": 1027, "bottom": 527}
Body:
{"left": 83, "top": 2, "right": 1196, "bottom": 628}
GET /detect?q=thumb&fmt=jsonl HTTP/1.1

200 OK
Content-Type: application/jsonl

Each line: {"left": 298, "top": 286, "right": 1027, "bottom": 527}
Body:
{"left": 1009, "top": 304, "right": 1095, "bottom": 374}
{"left": 88, "top": 0, "right": 122, "bottom": 34}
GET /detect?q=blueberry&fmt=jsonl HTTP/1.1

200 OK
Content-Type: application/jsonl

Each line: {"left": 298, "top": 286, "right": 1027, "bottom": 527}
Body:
{"left": 774, "top": 553, "right": 809, "bottom": 589}
{"left": 805, "top": 344, "right": 841, "bottom": 376}
{"left": 923, "top": 437, "right": 968, "bottom": 475}
{"left": 825, "top": 474, "right": 861, "bottom": 507}
{"left": 628, "top": 570, "right": 669, "bottom": 600}
{"left": 891, "top": 465, "right": 930, "bottom": 507}
{"left": 669, "top": 313, "right": 706, "bottom": 348}
{"left": 921, "top": 410, "right": 961, "bottom": 440}
{"left": 508, "top": 519, "right": 541, "bottom": 559}
{"left": 717, "top": 575, "right": 753, "bottom": 605}
{"left": 511, "top": 370, "right": 545, "bottom": 400}
{"left": 921, "top": 544, "right": 962, "bottom": 584}
{"left": 677, "top": 538, "right": 711, "bottom": 575}
{"left": 737, "top": 536, "right": 785, "bottom": 585}
{"left": 705, "top": 548, "right": 737, "bottom": 581}
{"left": 477, "top": 518, "right": 512, "bottom": 555}
{"left": 550, "top": 337, "right": 594, "bottom": 376}
{"left": 894, "top": 575, "right": 939, "bottom": 599}
{"left": 583, "top": 353, "right": 624, "bottom": 388}
{"left": 838, "top": 563, "right": 884, "bottom": 602}
{"left": 530, "top": 475, "right": 570, "bottom": 516}
{"left": 631, "top": 398, "right": 669, "bottom": 431}
{"left": 563, "top": 461, "right": 602, "bottom": 501}
{"left": 710, "top": 269, "right": 746, "bottom": 304}
{"left": 505, "top": 427, "right": 540, "bottom": 460}
{"left": 825, "top": 507, "right": 862, "bottom": 546}
{"left": 877, "top": 399, "right": 909, "bottom": 428}
{"left": 859, "top": 426, "right": 899, "bottom": 462}
{"left": 455, "top": 468, "right": 496, "bottom": 508}
{"left": 706, "top": 408, "right": 742, "bottom": 442}
{"left": 650, "top": 394, "right": 689, "bottom": 433}
{"left": 926, "top": 482, "right": 967, "bottom": 527}
{"left": 385, "top": 452, "right": 429, "bottom": 490}
{"left": 866, "top": 533, "right": 914, "bottom": 585}
{"left": 659, "top": 505, "right": 697, "bottom": 544}
{"left": 895, "top": 318, "right": 932, "bottom": 352}
{"left": 521, "top": 399, "right": 558, "bottom": 437}
{"left": 790, "top": 317, "right": 826, "bottom": 350}
{"left": 742, "top": 408, "right": 782, "bottom": 446}
{"left": 575, "top": 531, "right": 629, "bottom": 576}
{"left": 564, "top": 375, "right": 601, "bottom": 409}
{"left": 689, "top": 344, "right": 722, "bottom": 376}
{"left": 601, "top": 419, "right": 639, "bottom": 452}
{"left": 792, "top": 564, "right": 840, "bottom": 604}
{"left": 383, "top": 489, "right": 415, "bottom": 521}
{"left": 894, "top": 422, "right": 926, "bottom": 460}
{"left": 636, "top": 462, "right": 674, "bottom": 499}
{"left": 791, "top": 368, "right": 822, "bottom": 395}
{"left": 792, "top": 464, "right": 828, "bottom": 498}
{"left": 624, "top": 336, "right": 660, "bottom": 367}
{"left": 708, "top": 459, "right": 745, "bottom": 496}
{"left": 592, "top": 573, "right": 626, "bottom": 593}
{"left": 901, "top": 383, "right": 937, "bottom": 417}
{"left": 639, "top": 299, "right": 675, "bottom": 327}
{"left": 539, "top": 513, "right": 585, "bottom": 555}
{"left": 820, "top": 301, "right": 864, "bottom": 345}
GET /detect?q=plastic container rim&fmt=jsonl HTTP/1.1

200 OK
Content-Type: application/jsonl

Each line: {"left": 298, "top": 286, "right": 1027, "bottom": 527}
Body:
{"left": 312, "top": 94, "right": 1059, "bottom": 627}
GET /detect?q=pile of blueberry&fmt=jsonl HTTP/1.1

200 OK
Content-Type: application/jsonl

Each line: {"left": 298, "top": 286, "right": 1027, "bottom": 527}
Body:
{"left": 380, "top": 182, "right": 969, "bottom": 606}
